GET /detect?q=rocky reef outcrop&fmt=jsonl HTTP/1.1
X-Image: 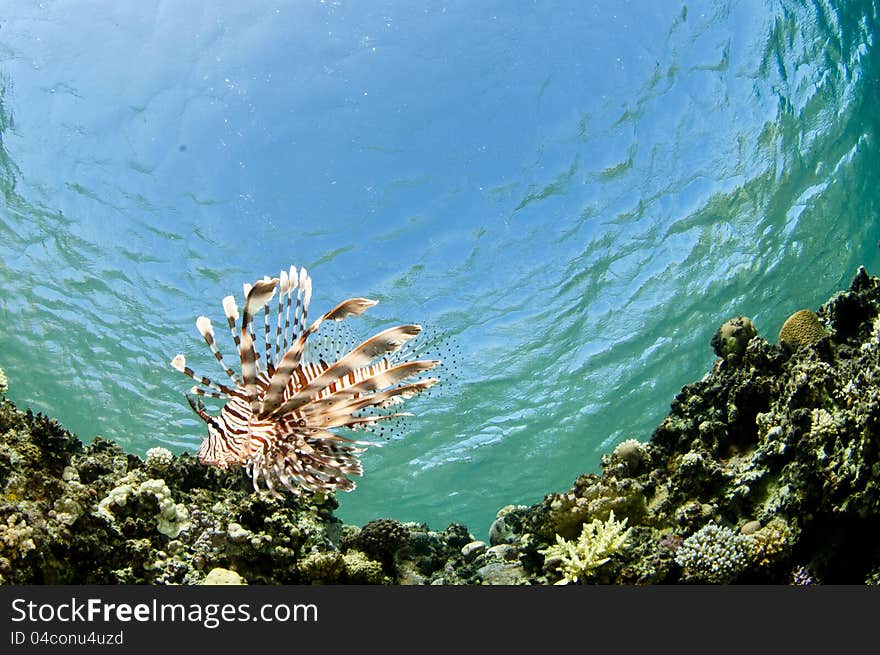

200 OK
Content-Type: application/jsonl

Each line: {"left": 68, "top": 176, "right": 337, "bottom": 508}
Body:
{"left": 2, "top": 266, "right": 880, "bottom": 584}
{"left": 508, "top": 265, "right": 880, "bottom": 584}
{"left": 0, "top": 397, "right": 473, "bottom": 584}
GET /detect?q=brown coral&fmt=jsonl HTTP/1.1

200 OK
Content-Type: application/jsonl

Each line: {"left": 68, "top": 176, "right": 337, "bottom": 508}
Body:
{"left": 778, "top": 309, "right": 827, "bottom": 351}
{"left": 712, "top": 316, "right": 758, "bottom": 364}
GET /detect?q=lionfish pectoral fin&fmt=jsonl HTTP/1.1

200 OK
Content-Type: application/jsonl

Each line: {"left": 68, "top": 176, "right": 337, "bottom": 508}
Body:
{"left": 316, "top": 379, "right": 438, "bottom": 428}
{"left": 257, "top": 297, "right": 379, "bottom": 420}
{"left": 268, "top": 324, "right": 423, "bottom": 418}
{"left": 324, "top": 297, "right": 379, "bottom": 321}
{"left": 305, "top": 429, "right": 385, "bottom": 448}
{"left": 248, "top": 427, "right": 375, "bottom": 494}
{"left": 298, "top": 359, "right": 440, "bottom": 417}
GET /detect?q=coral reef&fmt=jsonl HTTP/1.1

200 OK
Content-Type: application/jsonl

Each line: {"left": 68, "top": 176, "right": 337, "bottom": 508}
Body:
{"left": 0, "top": 398, "right": 475, "bottom": 584}
{"left": 506, "top": 266, "right": 880, "bottom": 583}
{"left": 4, "top": 266, "right": 880, "bottom": 584}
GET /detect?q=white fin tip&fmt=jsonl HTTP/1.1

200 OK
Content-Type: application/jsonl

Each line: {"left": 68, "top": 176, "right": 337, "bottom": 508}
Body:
{"left": 196, "top": 316, "right": 213, "bottom": 336}
{"left": 222, "top": 295, "right": 239, "bottom": 320}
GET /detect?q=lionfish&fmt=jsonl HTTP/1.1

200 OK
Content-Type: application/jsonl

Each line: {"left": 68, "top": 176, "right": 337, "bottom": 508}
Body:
{"left": 171, "top": 265, "right": 440, "bottom": 496}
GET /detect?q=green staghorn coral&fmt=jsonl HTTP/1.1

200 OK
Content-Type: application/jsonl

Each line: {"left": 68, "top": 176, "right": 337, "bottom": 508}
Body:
{"left": 541, "top": 511, "right": 632, "bottom": 584}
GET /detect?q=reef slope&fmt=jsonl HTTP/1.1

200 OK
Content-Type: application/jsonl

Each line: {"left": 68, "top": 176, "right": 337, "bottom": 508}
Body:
{"left": 2, "top": 267, "right": 879, "bottom": 584}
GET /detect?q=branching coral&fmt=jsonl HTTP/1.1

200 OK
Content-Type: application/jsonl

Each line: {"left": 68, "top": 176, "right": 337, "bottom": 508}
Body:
{"left": 541, "top": 511, "right": 632, "bottom": 584}
{"left": 0, "top": 514, "right": 35, "bottom": 559}
{"left": 145, "top": 447, "right": 173, "bottom": 469}
{"left": 674, "top": 523, "right": 749, "bottom": 583}
{"left": 97, "top": 474, "right": 190, "bottom": 539}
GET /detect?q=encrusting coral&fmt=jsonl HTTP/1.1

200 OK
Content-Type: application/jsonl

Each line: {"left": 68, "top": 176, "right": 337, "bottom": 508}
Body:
{"left": 201, "top": 567, "right": 247, "bottom": 585}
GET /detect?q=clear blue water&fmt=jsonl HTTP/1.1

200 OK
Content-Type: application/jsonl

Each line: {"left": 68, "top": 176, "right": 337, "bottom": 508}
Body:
{"left": 0, "top": 1, "right": 878, "bottom": 537}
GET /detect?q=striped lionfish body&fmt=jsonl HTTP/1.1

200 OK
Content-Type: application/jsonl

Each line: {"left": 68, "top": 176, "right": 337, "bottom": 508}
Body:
{"left": 171, "top": 265, "right": 440, "bottom": 496}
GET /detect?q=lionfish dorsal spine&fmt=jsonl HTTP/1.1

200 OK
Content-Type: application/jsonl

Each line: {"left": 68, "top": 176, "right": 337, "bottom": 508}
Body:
{"left": 281, "top": 265, "right": 297, "bottom": 355}
{"left": 297, "top": 267, "right": 312, "bottom": 339}
{"left": 221, "top": 295, "right": 241, "bottom": 352}
{"left": 239, "top": 278, "right": 278, "bottom": 412}
{"left": 241, "top": 282, "right": 259, "bottom": 366}
{"left": 273, "top": 269, "right": 290, "bottom": 366}
{"left": 261, "top": 276, "right": 275, "bottom": 372}
{"left": 188, "top": 386, "right": 228, "bottom": 399}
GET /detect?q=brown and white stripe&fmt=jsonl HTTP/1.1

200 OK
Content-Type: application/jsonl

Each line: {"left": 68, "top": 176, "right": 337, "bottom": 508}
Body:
{"left": 171, "top": 263, "right": 440, "bottom": 496}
